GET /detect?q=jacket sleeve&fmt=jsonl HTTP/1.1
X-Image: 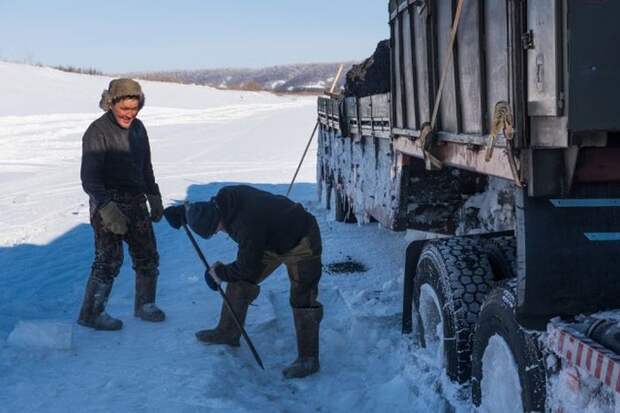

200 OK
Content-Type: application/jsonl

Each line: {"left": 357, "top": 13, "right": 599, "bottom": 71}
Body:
{"left": 80, "top": 124, "right": 111, "bottom": 208}
{"left": 216, "top": 228, "right": 266, "bottom": 283}
{"left": 141, "top": 123, "right": 159, "bottom": 196}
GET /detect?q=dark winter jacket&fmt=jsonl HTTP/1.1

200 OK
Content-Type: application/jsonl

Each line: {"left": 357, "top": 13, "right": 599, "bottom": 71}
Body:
{"left": 80, "top": 111, "right": 159, "bottom": 208}
{"left": 189, "top": 185, "right": 317, "bottom": 283}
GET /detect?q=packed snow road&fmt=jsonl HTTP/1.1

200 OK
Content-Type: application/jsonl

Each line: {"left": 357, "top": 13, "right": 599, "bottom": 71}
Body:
{"left": 0, "top": 62, "right": 469, "bottom": 412}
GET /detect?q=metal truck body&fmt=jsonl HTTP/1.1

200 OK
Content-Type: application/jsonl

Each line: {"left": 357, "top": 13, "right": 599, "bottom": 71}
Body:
{"left": 317, "top": 0, "right": 620, "bottom": 410}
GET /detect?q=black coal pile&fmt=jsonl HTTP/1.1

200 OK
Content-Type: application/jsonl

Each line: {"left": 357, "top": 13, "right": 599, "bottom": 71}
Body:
{"left": 326, "top": 257, "right": 368, "bottom": 275}
{"left": 344, "top": 39, "right": 390, "bottom": 97}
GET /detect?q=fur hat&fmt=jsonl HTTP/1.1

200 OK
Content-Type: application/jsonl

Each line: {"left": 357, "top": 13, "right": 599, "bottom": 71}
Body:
{"left": 99, "top": 78, "right": 145, "bottom": 111}
{"left": 186, "top": 199, "right": 221, "bottom": 239}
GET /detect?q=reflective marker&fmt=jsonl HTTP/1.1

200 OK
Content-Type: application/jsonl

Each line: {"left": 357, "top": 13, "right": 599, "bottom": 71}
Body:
{"left": 550, "top": 199, "right": 620, "bottom": 208}
{"left": 584, "top": 233, "right": 620, "bottom": 241}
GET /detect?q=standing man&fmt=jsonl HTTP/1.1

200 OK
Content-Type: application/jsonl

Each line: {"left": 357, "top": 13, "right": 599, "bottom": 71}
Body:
{"left": 78, "top": 78, "right": 165, "bottom": 331}
{"left": 163, "top": 185, "right": 323, "bottom": 379}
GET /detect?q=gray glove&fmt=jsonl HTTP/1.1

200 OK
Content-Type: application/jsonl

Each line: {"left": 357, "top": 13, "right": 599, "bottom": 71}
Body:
{"left": 147, "top": 194, "right": 164, "bottom": 222}
{"left": 99, "top": 201, "right": 129, "bottom": 235}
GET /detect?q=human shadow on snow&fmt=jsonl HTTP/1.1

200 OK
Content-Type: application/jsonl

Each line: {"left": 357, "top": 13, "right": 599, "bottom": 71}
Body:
{"left": 0, "top": 182, "right": 316, "bottom": 338}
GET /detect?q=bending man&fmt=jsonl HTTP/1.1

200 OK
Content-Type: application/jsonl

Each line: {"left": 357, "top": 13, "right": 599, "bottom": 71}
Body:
{"left": 164, "top": 185, "right": 323, "bottom": 379}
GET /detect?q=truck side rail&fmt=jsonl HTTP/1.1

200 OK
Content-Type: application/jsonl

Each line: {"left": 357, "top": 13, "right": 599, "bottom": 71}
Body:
{"left": 318, "top": 95, "right": 390, "bottom": 139}
{"left": 318, "top": 94, "right": 516, "bottom": 180}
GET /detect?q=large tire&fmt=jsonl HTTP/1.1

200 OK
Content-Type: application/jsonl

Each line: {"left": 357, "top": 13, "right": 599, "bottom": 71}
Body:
{"left": 320, "top": 178, "right": 332, "bottom": 210}
{"left": 333, "top": 187, "right": 346, "bottom": 222}
{"left": 483, "top": 235, "right": 516, "bottom": 281}
{"left": 330, "top": 185, "right": 356, "bottom": 223}
{"left": 471, "top": 279, "right": 546, "bottom": 412}
{"left": 413, "top": 237, "right": 493, "bottom": 383}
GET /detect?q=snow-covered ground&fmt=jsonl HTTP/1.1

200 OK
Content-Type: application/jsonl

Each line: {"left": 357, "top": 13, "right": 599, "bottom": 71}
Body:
{"left": 0, "top": 62, "right": 470, "bottom": 412}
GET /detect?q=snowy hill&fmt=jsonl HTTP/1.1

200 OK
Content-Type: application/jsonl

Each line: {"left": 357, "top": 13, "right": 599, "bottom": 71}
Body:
{"left": 126, "top": 62, "right": 354, "bottom": 94}
{"left": 0, "top": 62, "right": 468, "bottom": 412}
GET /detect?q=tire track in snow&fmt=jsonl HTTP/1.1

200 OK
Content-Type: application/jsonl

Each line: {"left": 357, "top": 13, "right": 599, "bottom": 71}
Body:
{"left": 0, "top": 101, "right": 311, "bottom": 171}
{"left": 0, "top": 101, "right": 309, "bottom": 140}
{"left": 0, "top": 99, "right": 315, "bottom": 247}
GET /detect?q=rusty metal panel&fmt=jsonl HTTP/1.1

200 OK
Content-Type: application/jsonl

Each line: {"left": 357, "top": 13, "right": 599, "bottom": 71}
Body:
{"left": 456, "top": 0, "right": 483, "bottom": 134}
{"left": 527, "top": 0, "right": 561, "bottom": 117}
{"left": 483, "top": 1, "right": 510, "bottom": 133}
{"left": 358, "top": 96, "right": 372, "bottom": 119}
{"left": 393, "top": 136, "right": 514, "bottom": 180}
{"left": 401, "top": 7, "right": 417, "bottom": 130}
{"left": 436, "top": 0, "right": 459, "bottom": 133}
{"left": 413, "top": 5, "right": 431, "bottom": 125}
{"left": 319, "top": 123, "right": 405, "bottom": 229}
{"left": 345, "top": 97, "right": 356, "bottom": 117}
{"left": 392, "top": 17, "right": 404, "bottom": 129}
{"left": 529, "top": 116, "right": 568, "bottom": 148}
{"left": 371, "top": 94, "right": 390, "bottom": 119}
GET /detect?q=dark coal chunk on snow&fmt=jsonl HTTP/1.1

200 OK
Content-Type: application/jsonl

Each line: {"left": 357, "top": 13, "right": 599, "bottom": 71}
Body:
{"left": 326, "top": 258, "right": 368, "bottom": 274}
{"left": 344, "top": 40, "right": 390, "bottom": 97}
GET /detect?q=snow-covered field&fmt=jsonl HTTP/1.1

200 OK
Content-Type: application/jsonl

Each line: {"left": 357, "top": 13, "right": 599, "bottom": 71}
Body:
{"left": 0, "top": 62, "right": 469, "bottom": 412}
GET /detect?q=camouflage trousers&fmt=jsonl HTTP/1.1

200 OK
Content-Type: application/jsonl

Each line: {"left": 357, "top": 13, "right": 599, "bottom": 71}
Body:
{"left": 89, "top": 193, "right": 159, "bottom": 283}
{"left": 257, "top": 216, "right": 322, "bottom": 309}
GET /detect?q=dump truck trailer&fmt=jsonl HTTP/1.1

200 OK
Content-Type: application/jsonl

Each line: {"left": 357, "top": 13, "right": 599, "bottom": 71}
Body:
{"left": 317, "top": 0, "right": 620, "bottom": 411}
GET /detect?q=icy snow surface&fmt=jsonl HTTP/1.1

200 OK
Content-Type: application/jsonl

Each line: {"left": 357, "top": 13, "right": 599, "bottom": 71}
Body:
{"left": 7, "top": 320, "right": 73, "bottom": 350}
{"left": 0, "top": 62, "right": 470, "bottom": 412}
{"left": 479, "top": 334, "right": 523, "bottom": 413}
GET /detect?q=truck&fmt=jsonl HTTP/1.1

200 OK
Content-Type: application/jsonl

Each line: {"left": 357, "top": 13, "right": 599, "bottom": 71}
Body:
{"left": 316, "top": 1, "right": 620, "bottom": 411}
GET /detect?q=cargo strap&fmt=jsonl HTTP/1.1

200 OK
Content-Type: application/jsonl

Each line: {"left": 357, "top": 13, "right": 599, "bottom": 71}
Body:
{"left": 419, "top": 0, "right": 465, "bottom": 171}
{"left": 485, "top": 101, "right": 513, "bottom": 162}
{"left": 485, "top": 101, "right": 523, "bottom": 187}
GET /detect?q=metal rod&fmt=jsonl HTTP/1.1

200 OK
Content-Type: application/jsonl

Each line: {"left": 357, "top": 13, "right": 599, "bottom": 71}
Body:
{"left": 286, "top": 121, "right": 318, "bottom": 197}
{"left": 182, "top": 224, "right": 265, "bottom": 370}
{"left": 329, "top": 64, "right": 345, "bottom": 94}
{"left": 287, "top": 64, "right": 345, "bottom": 197}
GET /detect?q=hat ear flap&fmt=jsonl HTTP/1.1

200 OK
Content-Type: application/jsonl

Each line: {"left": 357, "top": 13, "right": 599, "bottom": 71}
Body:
{"left": 138, "top": 93, "right": 145, "bottom": 110}
{"left": 99, "top": 89, "right": 112, "bottom": 111}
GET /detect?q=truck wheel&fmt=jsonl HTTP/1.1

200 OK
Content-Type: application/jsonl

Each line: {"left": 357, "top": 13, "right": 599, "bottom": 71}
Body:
{"left": 320, "top": 179, "right": 332, "bottom": 210}
{"left": 330, "top": 186, "right": 346, "bottom": 222}
{"left": 471, "top": 279, "right": 546, "bottom": 412}
{"left": 414, "top": 237, "right": 493, "bottom": 383}
{"left": 483, "top": 235, "right": 516, "bottom": 281}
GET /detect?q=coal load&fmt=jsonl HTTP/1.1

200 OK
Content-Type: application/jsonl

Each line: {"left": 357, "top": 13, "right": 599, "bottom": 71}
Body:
{"left": 344, "top": 40, "right": 390, "bottom": 97}
{"left": 406, "top": 159, "right": 488, "bottom": 234}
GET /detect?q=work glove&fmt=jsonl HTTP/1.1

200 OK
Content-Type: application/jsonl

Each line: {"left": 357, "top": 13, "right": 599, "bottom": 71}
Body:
{"left": 99, "top": 201, "right": 129, "bottom": 235}
{"left": 163, "top": 205, "right": 186, "bottom": 229}
{"left": 147, "top": 194, "right": 164, "bottom": 222}
{"left": 205, "top": 261, "right": 224, "bottom": 291}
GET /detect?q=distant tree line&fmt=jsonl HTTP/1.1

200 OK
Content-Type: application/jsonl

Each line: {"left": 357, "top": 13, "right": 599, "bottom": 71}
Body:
{"left": 125, "top": 62, "right": 355, "bottom": 94}
{"left": 52, "top": 65, "right": 103, "bottom": 75}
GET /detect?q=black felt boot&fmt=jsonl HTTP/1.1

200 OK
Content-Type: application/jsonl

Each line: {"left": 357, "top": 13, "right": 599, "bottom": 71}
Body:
{"left": 283, "top": 306, "right": 323, "bottom": 379}
{"left": 78, "top": 276, "right": 123, "bottom": 331}
{"left": 134, "top": 272, "right": 166, "bottom": 322}
{"left": 195, "top": 281, "right": 259, "bottom": 346}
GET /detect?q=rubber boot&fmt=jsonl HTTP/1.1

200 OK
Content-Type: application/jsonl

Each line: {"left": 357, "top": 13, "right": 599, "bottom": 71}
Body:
{"left": 77, "top": 276, "right": 123, "bottom": 331}
{"left": 282, "top": 306, "right": 323, "bottom": 379}
{"left": 195, "top": 281, "right": 260, "bottom": 347}
{"left": 134, "top": 272, "right": 166, "bottom": 322}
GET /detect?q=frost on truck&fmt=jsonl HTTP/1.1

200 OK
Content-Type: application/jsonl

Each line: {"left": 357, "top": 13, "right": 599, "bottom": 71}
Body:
{"left": 317, "top": 0, "right": 620, "bottom": 411}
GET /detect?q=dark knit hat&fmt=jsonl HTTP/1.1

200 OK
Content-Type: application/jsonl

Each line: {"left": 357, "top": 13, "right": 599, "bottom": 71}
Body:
{"left": 99, "top": 78, "right": 145, "bottom": 111}
{"left": 186, "top": 199, "right": 221, "bottom": 239}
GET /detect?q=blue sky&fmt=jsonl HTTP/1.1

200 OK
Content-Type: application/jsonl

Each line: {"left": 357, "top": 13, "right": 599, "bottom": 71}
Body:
{"left": 0, "top": 0, "right": 389, "bottom": 73}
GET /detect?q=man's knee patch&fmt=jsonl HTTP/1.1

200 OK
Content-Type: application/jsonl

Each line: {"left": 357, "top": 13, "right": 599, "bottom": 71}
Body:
{"left": 295, "top": 256, "right": 322, "bottom": 283}
{"left": 289, "top": 256, "right": 322, "bottom": 308}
